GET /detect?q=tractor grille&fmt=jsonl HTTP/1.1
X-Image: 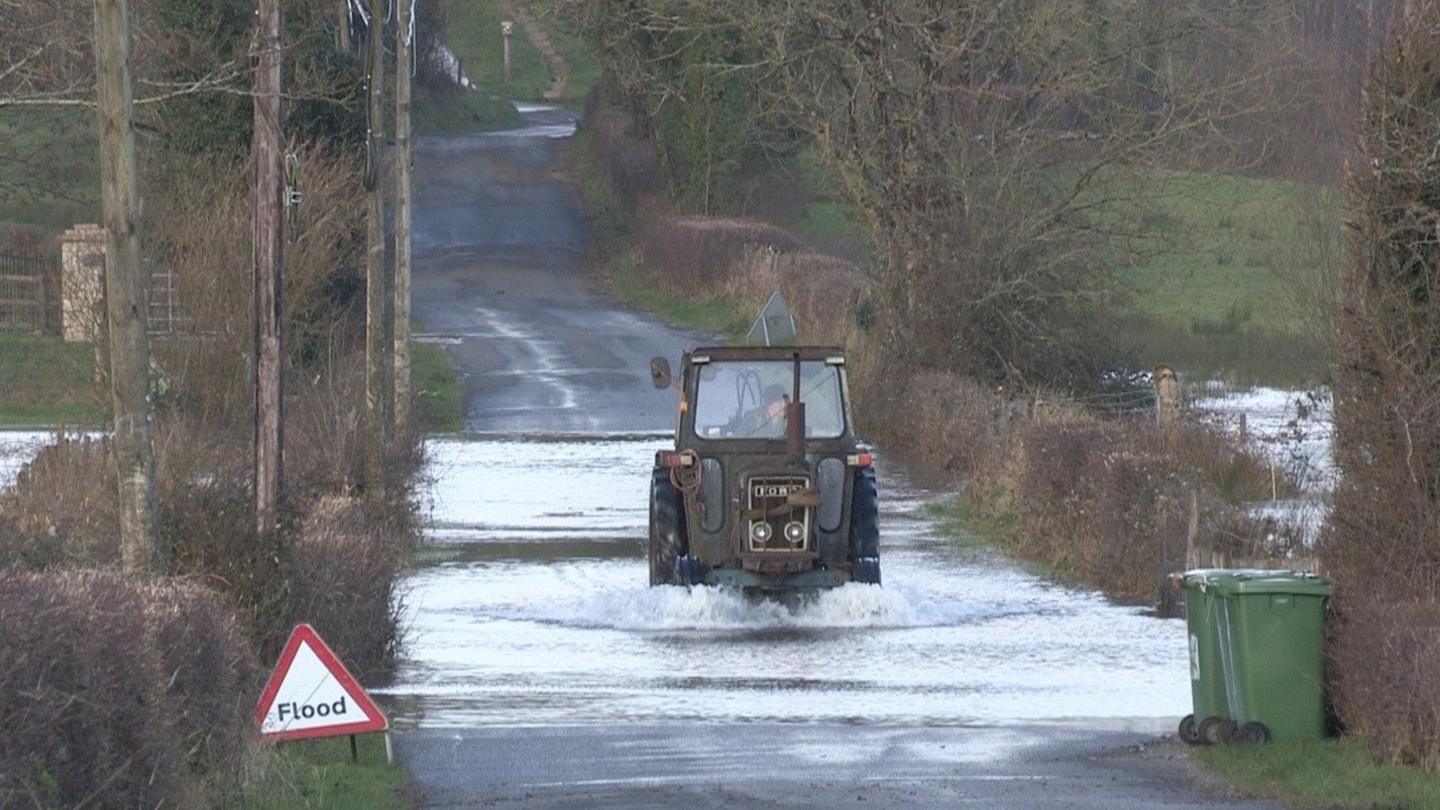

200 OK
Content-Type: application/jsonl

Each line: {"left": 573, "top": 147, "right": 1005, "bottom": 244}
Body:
{"left": 746, "top": 476, "right": 813, "bottom": 553}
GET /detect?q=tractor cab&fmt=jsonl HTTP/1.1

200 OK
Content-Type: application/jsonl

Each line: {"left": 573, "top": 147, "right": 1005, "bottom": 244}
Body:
{"left": 646, "top": 345, "right": 880, "bottom": 590}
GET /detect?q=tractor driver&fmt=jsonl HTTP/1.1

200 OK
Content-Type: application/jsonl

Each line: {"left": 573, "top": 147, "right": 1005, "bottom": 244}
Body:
{"left": 740, "top": 383, "right": 789, "bottom": 437}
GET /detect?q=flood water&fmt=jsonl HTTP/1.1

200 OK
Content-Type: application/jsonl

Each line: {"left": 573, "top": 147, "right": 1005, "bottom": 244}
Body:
{"left": 381, "top": 435, "right": 1190, "bottom": 730}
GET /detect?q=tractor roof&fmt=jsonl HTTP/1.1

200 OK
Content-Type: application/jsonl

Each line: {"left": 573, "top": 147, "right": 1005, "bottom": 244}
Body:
{"left": 689, "top": 346, "right": 846, "bottom": 362}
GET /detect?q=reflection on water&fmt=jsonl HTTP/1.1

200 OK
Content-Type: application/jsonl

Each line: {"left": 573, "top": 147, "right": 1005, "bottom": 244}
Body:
{"left": 384, "top": 435, "right": 1190, "bottom": 730}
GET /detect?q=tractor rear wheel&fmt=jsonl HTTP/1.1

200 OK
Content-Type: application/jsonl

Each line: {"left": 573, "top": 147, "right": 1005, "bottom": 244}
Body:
{"left": 850, "top": 467, "right": 880, "bottom": 583}
{"left": 649, "top": 468, "right": 686, "bottom": 586}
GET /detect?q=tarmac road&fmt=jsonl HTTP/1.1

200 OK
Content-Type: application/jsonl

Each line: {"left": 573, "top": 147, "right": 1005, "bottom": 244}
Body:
{"left": 392, "top": 104, "right": 1277, "bottom": 809}
{"left": 409, "top": 104, "right": 696, "bottom": 433}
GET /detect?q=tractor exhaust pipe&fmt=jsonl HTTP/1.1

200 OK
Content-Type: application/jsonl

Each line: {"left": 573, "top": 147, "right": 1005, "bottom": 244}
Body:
{"left": 786, "top": 352, "right": 805, "bottom": 464}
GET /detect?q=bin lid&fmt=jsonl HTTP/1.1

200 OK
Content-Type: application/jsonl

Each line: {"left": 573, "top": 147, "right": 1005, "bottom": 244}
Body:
{"left": 1181, "top": 569, "right": 1332, "bottom": 597}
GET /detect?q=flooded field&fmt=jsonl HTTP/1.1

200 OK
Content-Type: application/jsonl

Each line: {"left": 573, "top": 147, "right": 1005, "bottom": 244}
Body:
{"left": 1192, "top": 385, "right": 1334, "bottom": 546}
{"left": 381, "top": 435, "right": 1190, "bottom": 730}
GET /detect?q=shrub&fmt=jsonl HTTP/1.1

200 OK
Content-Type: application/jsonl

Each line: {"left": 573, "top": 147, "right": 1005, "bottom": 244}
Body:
{"left": 1, "top": 409, "right": 411, "bottom": 673}
{"left": 285, "top": 495, "right": 405, "bottom": 681}
{"left": 0, "top": 434, "right": 119, "bottom": 568}
{"left": 0, "top": 572, "right": 253, "bottom": 808}
{"left": 1324, "top": 4, "right": 1440, "bottom": 769}
{"left": 637, "top": 215, "right": 799, "bottom": 292}
{"left": 1330, "top": 598, "right": 1440, "bottom": 770}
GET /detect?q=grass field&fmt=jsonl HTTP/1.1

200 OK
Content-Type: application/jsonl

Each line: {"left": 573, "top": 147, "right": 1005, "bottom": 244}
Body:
{"left": 0, "top": 109, "right": 99, "bottom": 231}
{"left": 1105, "top": 170, "right": 1337, "bottom": 384}
{"left": 440, "top": 0, "right": 601, "bottom": 106}
{"left": 0, "top": 333, "right": 104, "bottom": 427}
{"left": 445, "top": 0, "right": 554, "bottom": 102}
{"left": 1196, "top": 739, "right": 1440, "bottom": 809}
{"left": 516, "top": 0, "right": 603, "bottom": 103}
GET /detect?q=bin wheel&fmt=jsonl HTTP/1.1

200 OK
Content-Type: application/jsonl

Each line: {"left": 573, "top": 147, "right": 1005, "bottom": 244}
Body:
{"left": 1198, "top": 716, "right": 1235, "bottom": 745}
{"left": 1178, "top": 714, "right": 1202, "bottom": 746}
{"left": 1233, "top": 721, "right": 1272, "bottom": 745}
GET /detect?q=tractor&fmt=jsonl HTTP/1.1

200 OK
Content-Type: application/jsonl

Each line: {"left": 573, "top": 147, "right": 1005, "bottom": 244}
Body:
{"left": 646, "top": 345, "right": 880, "bottom": 589}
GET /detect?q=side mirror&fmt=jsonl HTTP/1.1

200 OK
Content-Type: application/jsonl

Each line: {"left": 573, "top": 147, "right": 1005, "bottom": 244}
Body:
{"left": 649, "top": 356, "right": 673, "bottom": 389}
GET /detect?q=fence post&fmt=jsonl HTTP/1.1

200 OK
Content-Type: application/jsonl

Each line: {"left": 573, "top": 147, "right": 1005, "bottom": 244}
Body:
{"left": 1154, "top": 364, "right": 1180, "bottom": 432}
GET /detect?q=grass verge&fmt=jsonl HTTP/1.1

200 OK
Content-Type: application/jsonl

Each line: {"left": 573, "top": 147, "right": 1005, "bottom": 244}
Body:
{"left": 228, "top": 735, "right": 409, "bottom": 810}
{"left": 0, "top": 333, "right": 104, "bottom": 427}
{"left": 923, "top": 498, "right": 1007, "bottom": 550}
{"left": 1195, "top": 739, "right": 1440, "bottom": 810}
{"left": 411, "top": 340, "right": 462, "bottom": 433}
{"left": 569, "top": 117, "right": 745, "bottom": 338}
{"left": 412, "top": 83, "right": 520, "bottom": 135}
{"left": 607, "top": 252, "right": 747, "bottom": 339}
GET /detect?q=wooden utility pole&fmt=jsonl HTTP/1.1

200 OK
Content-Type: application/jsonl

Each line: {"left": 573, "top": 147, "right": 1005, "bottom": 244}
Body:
{"left": 338, "top": 0, "right": 352, "bottom": 51}
{"left": 364, "top": 0, "right": 390, "bottom": 495}
{"left": 394, "top": 0, "right": 413, "bottom": 437}
{"left": 92, "top": 0, "right": 158, "bottom": 571}
{"left": 254, "top": 0, "right": 285, "bottom": 538}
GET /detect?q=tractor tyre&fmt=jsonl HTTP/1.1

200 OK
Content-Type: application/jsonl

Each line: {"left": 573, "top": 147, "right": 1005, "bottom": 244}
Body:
{"left": 850, "top": 467, "right": 880, "bottom": 560}
{"left": 649, "top": 468, "right": 687, "bottom": 586}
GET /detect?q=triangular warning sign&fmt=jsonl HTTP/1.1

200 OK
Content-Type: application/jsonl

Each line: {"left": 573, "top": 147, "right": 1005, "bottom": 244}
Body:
{"left": 254, "top": 624, "right": 389, "bottom": 742}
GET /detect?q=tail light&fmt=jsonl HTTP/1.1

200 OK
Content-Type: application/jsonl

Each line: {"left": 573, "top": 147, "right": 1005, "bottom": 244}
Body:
{"left": 658, "top": 451, "right": 695, "bottom": 468}
{"left": 846, "top": 452, "right": 874, "bottom": 468}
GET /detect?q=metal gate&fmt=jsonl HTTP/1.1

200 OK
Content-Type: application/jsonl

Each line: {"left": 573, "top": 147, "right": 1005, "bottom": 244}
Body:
{"left": 0, "top": 251, "right": 60, "bottom": 333}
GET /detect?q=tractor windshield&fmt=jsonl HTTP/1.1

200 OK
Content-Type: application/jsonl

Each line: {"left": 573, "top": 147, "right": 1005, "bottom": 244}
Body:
{"left": 692, "top": 360, "right": 846, "bottom": 440}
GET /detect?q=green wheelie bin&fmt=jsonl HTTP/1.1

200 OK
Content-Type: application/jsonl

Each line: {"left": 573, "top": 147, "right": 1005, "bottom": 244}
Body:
{"left": 1178, "top": 569, "right": 1332, "bottom": 744}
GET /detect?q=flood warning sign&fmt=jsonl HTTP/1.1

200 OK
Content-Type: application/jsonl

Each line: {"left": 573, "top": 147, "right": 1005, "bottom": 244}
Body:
{"left": 255, "top": 624, "right": 388, "bottom": 741}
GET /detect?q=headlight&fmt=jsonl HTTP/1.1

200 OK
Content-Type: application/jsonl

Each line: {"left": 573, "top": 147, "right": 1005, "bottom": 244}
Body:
{"left": 751, "top": 521, "right": 772, "bottom": 543}
{"left": 784, "top": 521, "right": 806, "bottom": 545}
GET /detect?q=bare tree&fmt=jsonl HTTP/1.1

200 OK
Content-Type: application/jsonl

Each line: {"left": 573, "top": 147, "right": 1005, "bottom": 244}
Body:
{"left": 577, "top": 0, "right": 1303, "bottom": 384}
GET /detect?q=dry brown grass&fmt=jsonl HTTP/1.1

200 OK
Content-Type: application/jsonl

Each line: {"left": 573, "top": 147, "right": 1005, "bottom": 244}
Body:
{"left": 147, "top": 143, "right": 366, "bottom": 424}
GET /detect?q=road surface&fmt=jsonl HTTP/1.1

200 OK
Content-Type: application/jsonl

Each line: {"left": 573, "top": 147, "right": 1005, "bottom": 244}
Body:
{"left": 386, "top": 104, "right": 1275, "bottom": 809}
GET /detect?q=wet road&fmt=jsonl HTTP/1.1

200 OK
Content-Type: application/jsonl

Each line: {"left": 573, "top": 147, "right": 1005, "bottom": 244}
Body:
{"left": 391, "top": 106, "right": 1276, "bottom": 808}
{"left": 409, "top": 105, "right": 695, "bottom": 433}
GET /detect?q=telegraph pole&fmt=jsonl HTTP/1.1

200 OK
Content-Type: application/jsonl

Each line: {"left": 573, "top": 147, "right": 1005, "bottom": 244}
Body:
{"left": 338, "top": 0, "right": 352, "bottom": 51}
{"left": 254, "top": 0, "right": 284, "bottom": 539}
{"left": 92, "top": 0, "right": 158, "bottom": 571}
{"left": 394, "top": 0, "right": 413, "bottom": 437}
{"left": 364, "top": 0, "right": 390, "bottom": 495}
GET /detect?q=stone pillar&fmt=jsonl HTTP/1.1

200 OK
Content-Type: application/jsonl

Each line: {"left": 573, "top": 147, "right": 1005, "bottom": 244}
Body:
{"left": 60, "top": 224, "right": 106, "bottom": 344}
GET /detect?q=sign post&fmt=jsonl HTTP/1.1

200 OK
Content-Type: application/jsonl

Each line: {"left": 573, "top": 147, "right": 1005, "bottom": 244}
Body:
{"left": 255, "top": 624, "right": 391, "bottom": 763}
